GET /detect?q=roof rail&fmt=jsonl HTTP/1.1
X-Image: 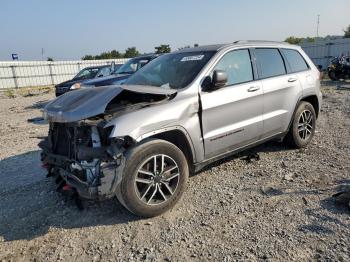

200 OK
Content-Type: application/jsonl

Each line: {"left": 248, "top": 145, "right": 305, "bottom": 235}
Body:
{"left": 233, "top": 40, "right": 290, "bottom": 44}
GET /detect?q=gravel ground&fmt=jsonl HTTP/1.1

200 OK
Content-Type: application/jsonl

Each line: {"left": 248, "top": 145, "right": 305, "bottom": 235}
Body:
{"left": 0, "top": 82, "right": 349, "bottom": 262}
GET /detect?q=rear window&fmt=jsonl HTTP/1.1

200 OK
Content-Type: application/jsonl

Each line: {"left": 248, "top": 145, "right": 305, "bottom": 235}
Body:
{"left": 281, "top": 49, "right": 309, "bottom": 73}
{"left": 255, "top": 48, "right": 286, "bottom": 78}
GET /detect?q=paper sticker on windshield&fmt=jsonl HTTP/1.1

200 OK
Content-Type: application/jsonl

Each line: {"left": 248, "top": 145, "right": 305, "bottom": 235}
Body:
{"left": 181, "top": 55, "right": 204, "bottom": 62}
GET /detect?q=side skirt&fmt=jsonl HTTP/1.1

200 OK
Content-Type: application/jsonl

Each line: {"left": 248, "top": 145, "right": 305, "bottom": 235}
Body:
{"left": 193, "top": 131, "right": 287, "bottom": 173}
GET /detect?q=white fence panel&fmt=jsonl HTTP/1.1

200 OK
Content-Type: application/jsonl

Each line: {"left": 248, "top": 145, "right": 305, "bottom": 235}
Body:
{"left": 0, "top": 59, "right": 128, "bottom": 89}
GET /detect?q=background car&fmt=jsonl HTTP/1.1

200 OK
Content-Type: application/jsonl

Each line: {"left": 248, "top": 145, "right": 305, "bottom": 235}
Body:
{"left": 79, "top": 54, "right": 160, "bottom": 89}
{"left": 55, "top": 64, "right": 121, "bottom": 96}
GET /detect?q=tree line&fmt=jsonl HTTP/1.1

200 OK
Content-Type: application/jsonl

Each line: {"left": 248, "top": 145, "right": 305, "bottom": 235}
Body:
{"left": 81, "top": 44, "right": 171, "bottom": 60}
{"left": 285, "top": 24, "right": 350, "bottom": 44}
{"left": 51, "top": 25, "right": 350, "bottom": 61}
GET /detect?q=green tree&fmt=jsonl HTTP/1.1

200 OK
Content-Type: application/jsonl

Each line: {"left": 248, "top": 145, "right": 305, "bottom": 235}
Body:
{"left": 110, "top": 49, "right": 123, "bottom": 58}
{"left": 284, "top": 36, "right": 304, "bottom": 45}
{"left": 124, "top": 47, "right": 140, "bottom": 58}
{"left": 47, "top": 57, "right": 54, "bottom": 61}
{"left": 82, "top": 49, "right": 125, "bottom": 60}
{"left": 344, "top": 25, "right": 350, "bottom": 38}
{"left": 285, "top": 36, "right": 316, "bottom": 44}
{"left": 155, "top": 44, "right": 171, "bottom": 54}
{"left": 82, "top": 55, "right": 94, "bottom": 60}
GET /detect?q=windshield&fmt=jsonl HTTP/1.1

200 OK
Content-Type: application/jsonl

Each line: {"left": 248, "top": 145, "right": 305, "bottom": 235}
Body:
{"left": 125, "top": 51, "right": 215, "bottom": 89}
{"left": 74, "top": 68, "right": 99, "bottom": 79}
{"left": 114, "top": 57, "right": 151, "bottom": 74}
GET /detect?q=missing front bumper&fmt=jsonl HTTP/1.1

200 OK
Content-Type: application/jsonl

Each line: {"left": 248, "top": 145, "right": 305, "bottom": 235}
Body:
{"left": 41, "top": 150, "right": 125, "bottom": 200}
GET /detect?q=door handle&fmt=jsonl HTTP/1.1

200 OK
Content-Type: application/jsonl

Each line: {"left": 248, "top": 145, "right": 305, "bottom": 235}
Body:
{"left": 247, "top": 86, "right": 260, "bottom": 92}
{"left": 288, "top": 77, "right": 298, "bottom": 82}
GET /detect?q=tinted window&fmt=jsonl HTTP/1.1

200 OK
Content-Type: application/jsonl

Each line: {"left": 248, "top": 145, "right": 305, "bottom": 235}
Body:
{"left": 74, "top": 68, "right": 99, "bottom": 79}
{"left": 97, "top": 67, "right": 111, "bottom": 77}
{"left": 115, "top": 57, "right": 151, "bottom": 74}
{"left": 214, "top": 49, "right": 253, "bottom": 86}
{"left": 255, "top": 48, "right": 286, "bottom": 78}
{"left": 281, "top": 49, "right": 309, "bottom": 73}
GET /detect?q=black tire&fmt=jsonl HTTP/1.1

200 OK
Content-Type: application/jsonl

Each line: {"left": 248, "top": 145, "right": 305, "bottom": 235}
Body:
{"left": 286, "top": 101, "right": 316, "bottom": 148}
{"left": 328, "top": 70, "right": 339, "bottom": 81}
{"left": 116, "top": 139, "right": 189, "bottom": 217}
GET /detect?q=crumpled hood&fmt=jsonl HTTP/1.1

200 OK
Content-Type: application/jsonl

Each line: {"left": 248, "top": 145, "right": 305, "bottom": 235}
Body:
{"left": 44, "top": 85, "right": 176, "bottom": 123}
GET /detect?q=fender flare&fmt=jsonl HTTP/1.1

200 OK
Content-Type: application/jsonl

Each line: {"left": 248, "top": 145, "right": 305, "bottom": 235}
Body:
{"left": 135, "top": 125, "right": 197, "bottom": 163}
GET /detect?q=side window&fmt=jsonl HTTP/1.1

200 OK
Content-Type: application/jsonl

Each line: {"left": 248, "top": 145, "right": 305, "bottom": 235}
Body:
{"left": 281, "top": 49, "right": 309, "bottom": 73}
{"left": 213, "top": 49, "right": 253, "bottom": 86}
{"left": 255, "top": 48, "right": 286, "bottom": 78}
{"left": 97, "top": 67, "right": 110, "bottom": 77}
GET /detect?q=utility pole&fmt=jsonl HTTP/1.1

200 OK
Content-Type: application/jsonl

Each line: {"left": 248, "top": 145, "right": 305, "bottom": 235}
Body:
{"left": 41, "top": 48, "right": 45, "bottom": 61}
{"left": 316, "top": 14, "right": 320, "bottom": 38}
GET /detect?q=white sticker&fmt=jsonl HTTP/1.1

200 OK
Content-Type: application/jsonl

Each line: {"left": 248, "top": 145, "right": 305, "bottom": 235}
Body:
{"left": 181, "top": 55, "right": 204, "bottom": 62}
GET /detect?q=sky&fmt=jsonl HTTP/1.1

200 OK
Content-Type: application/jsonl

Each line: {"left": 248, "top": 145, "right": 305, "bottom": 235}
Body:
{"left": 0, "top": 0, "right": 349, "bottom": 61}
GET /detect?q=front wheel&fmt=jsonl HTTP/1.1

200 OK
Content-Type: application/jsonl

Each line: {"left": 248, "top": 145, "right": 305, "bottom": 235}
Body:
{"left": 116, "top": 139, "right": 189, "bottom": 217}
{"left": 285, "top": 101, "right": 316, "bottom": 148}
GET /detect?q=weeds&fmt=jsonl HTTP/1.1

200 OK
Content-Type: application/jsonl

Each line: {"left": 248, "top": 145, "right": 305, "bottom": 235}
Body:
{"left": 1, "top": 86, "right": 54, "bottom": 98}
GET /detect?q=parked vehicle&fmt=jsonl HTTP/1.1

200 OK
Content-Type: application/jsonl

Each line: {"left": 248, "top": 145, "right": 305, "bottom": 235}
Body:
{"left": 79, "top": 54, "right": 159, "bottom": 89}
{"left": 328, "top": 55, "right": 350, "bottom": 81}
{"left": 55, "top": 64, "right": 121, "bottom": 96}
{"left": 41, "top": 41, "right": 322, "bottom": 217}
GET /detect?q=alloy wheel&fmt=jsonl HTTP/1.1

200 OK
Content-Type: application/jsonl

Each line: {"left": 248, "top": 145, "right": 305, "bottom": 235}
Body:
{"left": 134, "top": 154, "right": 180, "bottom": 205}
{"left": 298, "top": 109, "right": 313, "bottom": 140}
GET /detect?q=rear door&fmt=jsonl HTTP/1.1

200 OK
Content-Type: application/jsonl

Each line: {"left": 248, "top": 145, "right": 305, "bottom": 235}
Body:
{"left": 254, "top": 48, "right": 303, "bottom": 138}
{"left": 280, "top": 48, "right": 315, "bottom": 97}
{"left": 200, "top": 49, "right": 263, "bottom": 158}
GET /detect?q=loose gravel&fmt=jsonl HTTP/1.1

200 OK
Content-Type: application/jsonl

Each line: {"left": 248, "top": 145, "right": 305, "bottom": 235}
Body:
{"left": 0, "top": 82, "right": 349, "bottom": 261}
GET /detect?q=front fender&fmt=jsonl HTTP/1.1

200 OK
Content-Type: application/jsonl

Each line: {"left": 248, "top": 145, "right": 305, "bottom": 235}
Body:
{"left": 104, "top": 93, "right": 205, "bottom": 163}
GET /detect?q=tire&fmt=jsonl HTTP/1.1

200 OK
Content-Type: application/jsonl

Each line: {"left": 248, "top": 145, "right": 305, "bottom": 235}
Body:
{"left": 328, "top": 70, "right": 339, "bottom": 81}
{"left": 116, "top": 139, "right": 189, "bottom": 217}
{"left": 286, "top": 101, "right": 316, "bottom": 148}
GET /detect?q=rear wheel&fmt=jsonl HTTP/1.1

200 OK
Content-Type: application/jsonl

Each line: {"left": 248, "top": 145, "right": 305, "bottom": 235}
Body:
{"left": 116, "top": 139, "right": 189, "bottom": 217}
{"left": 286, "top": 101, "right": 316, "bottom": 148}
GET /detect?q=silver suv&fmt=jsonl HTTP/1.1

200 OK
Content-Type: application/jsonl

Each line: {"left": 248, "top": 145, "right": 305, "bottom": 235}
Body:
{"left": 41, "top": 41, "right": 322, "bottom": 217}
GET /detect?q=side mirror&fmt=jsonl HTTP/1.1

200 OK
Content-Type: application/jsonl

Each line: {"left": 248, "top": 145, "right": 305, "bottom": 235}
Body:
{"left": 97, "top": 74, "right": 103, "bottom": 78}
{"left": 202, "top": 70, "right": 228, "bottom": 92}
{"left": 212, "top": 70, "right": 228, "bottom": 88}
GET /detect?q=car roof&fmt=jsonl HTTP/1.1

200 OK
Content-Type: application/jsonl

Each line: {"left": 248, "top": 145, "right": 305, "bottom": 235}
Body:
{"left": 84, "top": 65, "right": 110, "bottom": 70}
{"left": 130, "top": 53, "right": 158, "bottom": 60}
{"left": 174, "top": 41, "right": 294, "bottom": 53}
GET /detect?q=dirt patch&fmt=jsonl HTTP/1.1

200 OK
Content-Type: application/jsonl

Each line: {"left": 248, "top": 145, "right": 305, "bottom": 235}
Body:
{"left": 0, "top": 85, "right": 349, "bottom": 261}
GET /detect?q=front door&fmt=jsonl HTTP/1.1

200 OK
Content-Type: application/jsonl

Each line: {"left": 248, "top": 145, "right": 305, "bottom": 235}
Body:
{"left": 200, "top": 49, "right": 263, "bottom": 159}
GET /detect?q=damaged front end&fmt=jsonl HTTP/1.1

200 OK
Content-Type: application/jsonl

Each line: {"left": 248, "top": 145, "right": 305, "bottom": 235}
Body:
{"left": 39, "top": 85, "right": 176, "bottom": 200}
{"left": 39, "top": 121, "right": 128, "bottom": 200}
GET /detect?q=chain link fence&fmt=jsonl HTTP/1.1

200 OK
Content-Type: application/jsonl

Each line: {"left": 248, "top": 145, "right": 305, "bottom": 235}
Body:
{"left": 0, "top": 59, "right": 128, "bottom": 89}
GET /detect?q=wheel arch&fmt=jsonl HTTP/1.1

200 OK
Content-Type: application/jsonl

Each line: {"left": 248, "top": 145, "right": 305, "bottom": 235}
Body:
{"left": 136, "top": 127, "right": 196, "bottom": 171}
{"left": 300, "top": 95, "right": 320, "bottom": 118}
